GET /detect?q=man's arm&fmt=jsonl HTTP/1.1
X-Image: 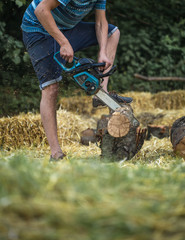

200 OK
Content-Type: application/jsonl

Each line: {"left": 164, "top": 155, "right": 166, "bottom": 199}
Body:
{"left": 34, "top": 0, "right": 73, "bottom": 62}
{"left": 95, "top": 9, "right": 111, "bottom": 70}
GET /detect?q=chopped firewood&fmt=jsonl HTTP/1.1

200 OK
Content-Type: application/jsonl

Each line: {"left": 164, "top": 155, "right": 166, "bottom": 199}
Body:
{"left": 80, "top": 128, "right": 97, "bottom": 146}
{"left": 170, "top": 116, "right": 185, "bottom": 159}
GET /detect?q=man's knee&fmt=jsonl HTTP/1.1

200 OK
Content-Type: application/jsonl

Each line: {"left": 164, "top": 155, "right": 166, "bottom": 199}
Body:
{"left": 112, "top": 28, "right": 120, "bottom": 42}
{"left": 42, "top": 83, "right": 59, "bottom": 100}
{"left": 108, "top": 27, "right": 120, "bottom": 45}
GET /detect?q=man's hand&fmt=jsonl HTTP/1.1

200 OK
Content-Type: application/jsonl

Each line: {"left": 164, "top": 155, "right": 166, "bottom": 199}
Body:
{"left": 35, "top": 0, "right": 74, "bottom": 63}
{"left": 98, "top": 52, "right": 112, "bottom": 71}
{"left": 60, "top": 41, "right": 74, "bottom": 63}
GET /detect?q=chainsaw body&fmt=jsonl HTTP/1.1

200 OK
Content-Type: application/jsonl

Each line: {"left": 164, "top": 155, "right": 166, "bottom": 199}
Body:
{"left": 54, "top": 51, "right": 121, "bottom": 110}
{"left": 54, "top": 52, "right": 117, "bottom": 95}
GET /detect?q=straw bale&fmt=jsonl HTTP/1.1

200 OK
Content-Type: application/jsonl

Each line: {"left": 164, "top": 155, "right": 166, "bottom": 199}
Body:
{"left": 151, "top": 90, "right": 185, "bottom": 110}
{"left": 59, "top": 92, "right": 154, "bottom": 117}
{"left": 0, "top": 114, "right": 46, "bottom": 150}
{"left": 151, "top": 109, "right": 185, "bottom": 126}
{"left": 0, "top": 110, "right": 96, "bottom": 150}
{"left": 121, "top": 91, "right": 154, "bottom": 111}
{"left": 59, "top": 95, "right": 111, "bottom": 117}
{"left": 135, "top": 109, "right": 185, "bottom": 127}
{"left": 58, "top": 96, "right": 93, "bottom": 115}
{"left": 59, "top": 91, "right": 185, "bottom": 117}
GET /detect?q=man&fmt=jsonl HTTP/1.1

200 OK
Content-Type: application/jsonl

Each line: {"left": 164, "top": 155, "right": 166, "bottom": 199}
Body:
{"left": 21, "top": 0, "right": 132, "bottom": 161}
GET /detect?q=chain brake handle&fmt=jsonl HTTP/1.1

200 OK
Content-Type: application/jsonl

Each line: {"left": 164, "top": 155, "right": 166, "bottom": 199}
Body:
{"left": 95, "top": 65, "right": 117, "bottom": 78}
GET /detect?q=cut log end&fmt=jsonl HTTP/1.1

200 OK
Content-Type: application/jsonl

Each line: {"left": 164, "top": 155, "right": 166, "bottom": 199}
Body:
{"left": 107, "top": 112, "right": 130, "bottom": 137}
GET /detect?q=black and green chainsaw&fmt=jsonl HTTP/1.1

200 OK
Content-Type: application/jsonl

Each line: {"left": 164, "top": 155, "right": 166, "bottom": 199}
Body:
{"left": 54, "top": 51, "right": 123, "bottom": 111}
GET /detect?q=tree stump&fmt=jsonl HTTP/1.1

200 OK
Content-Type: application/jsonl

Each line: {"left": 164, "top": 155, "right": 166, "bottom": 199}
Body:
{"left": 170, "top": 116, "right": 185, "bottom": 158}
{"left": 80, "top": 103, "right": 146, "bottom": 161}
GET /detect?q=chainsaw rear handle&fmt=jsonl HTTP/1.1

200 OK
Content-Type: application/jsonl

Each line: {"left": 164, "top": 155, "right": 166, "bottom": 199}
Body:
{"left": 54, "top": 51, "right": 78, "bottom": 72}
{"left": 54, "top": 51, "right": 105, "bottom": 72}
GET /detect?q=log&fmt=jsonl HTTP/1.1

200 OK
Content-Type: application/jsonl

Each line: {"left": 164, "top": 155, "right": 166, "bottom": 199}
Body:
{"left": 80, "top": 128, "right": 97, "bottom": 146}
{"left": 80, "top": 104, "right": 146, "bottom": 161}
{"left": 134, "top": 73, "right": 185, "bottom": 82}
{"left": 107, "top": 105, "right": 137, "bottom": 138}
{"left": 146, "top": 125, "right": 170, "bottom": 140}
{"left": 96, "top": 104, "right": 146, "bottom": 161}
{"left": 170, "top": 116, "right": 185, "bottom": 158}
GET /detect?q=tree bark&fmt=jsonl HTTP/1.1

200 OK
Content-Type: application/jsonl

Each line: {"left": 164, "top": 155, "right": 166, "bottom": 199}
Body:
{"left": 170, "top": 116, "right": 185, "bottom": 158}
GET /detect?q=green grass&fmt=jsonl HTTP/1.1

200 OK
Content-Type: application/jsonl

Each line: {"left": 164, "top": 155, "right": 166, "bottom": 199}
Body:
{"left": 0, "top": 148, "right": 185, "bottom": 240}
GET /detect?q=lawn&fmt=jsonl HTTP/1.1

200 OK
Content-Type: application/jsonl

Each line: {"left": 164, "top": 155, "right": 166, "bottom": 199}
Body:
{"left": 0, "top": 91, "right": 185, "bottom": 240}
{"left": 0, "top": 137, "right": 185, "bottom": 240}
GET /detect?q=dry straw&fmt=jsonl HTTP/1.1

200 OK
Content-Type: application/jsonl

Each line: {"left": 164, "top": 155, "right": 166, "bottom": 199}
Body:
{"left": 1, "top": 90, "right": 185, "bottom": 150}
{"left": 0, "top": 110, "right": 96, "bottom": 150}
{"left": 59, "top": 90, "right": 185, "bottom": 115}
{"left": 152, "top": 90, "right": 185, "bottom": 110}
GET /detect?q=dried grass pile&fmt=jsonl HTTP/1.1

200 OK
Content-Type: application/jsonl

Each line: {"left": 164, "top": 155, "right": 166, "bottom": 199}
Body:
{"left": 121, "top": 91, "right": 154, "bottom": 111}
{"left": 151, "top": 109, "right": 185, "bottom": 126}
{"left": 56, "top": 109, "right": 96, "bottom": 146}
{"left": 59, "top": 92, "right": 154, "bottom": 115}
{"left": 0, "top": 114, "right": 45, "bottom": 150}
{"left": 151, "top": 90, "right": 185, "bottom": 110}
{"left": 136, "top": 109, "right": 185, "bottom": 127}
{"left": 1, "top": 90, "right": 185, "bottom": 151}
{"left": 58, "top": 95, "right": 93, "bottom": 115}
{"left": 59, "top": 90, "right": 185, "bottom": 115}
{"left": 0, "top": 110, "right": 96, "bottom": 150}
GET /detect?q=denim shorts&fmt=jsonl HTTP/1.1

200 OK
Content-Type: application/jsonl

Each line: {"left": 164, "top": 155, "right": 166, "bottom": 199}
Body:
{"left": 22, "top": 21, "right": 118, "bottom": 90}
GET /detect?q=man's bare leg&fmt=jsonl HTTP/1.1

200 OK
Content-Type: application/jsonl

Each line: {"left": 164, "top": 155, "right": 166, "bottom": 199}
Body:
{"left": 93, "top": 28, "right": 132, "bottom": 107}
{"left": 101, "top": 28, "right": 120, "bottom": 91}
{"left": 40, "top": 83, "right": 64, "bottom": 159}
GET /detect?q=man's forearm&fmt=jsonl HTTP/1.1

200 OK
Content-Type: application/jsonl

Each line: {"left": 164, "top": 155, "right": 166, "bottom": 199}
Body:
{"left": 34, "top": 0, "right": 74, "bottom": 62}
{"left": 95, "top": 19, "right": 108, "bottom": 54}
{"left": 34, "top": 1, "right": 69, "bottom": 46}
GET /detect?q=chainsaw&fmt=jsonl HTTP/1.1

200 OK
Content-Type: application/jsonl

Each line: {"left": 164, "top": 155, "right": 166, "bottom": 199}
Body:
{"left": 54, "top": 51, "right": 122, "bottom": 111}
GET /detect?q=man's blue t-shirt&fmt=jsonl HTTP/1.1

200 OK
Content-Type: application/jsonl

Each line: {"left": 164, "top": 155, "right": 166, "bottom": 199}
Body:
{"left": 21, "top": 0, "right": 106, "bottom": 34}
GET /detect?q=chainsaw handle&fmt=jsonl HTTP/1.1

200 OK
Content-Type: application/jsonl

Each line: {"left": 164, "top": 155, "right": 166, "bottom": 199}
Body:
{"left": 98, "top": 65, "right": 117, "bottom": 78}
{"left": 54, "top": 51, "right": 115, "bottom": 76}
{"left": 53, "top": 51, "right": 79, "bottom": 72}
{"left": 92, "top": 62, "right": 106, "bottom": 69}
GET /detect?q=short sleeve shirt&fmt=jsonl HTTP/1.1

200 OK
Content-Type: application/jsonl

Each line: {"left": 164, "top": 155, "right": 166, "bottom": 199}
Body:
{"left": 21, "top": 0, "right": 106, "bottom": 33}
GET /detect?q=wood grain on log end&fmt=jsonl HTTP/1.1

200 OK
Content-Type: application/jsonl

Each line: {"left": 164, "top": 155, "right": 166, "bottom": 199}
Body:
{"left": 107, "top": 112, "right": 130, "bottom": 137}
